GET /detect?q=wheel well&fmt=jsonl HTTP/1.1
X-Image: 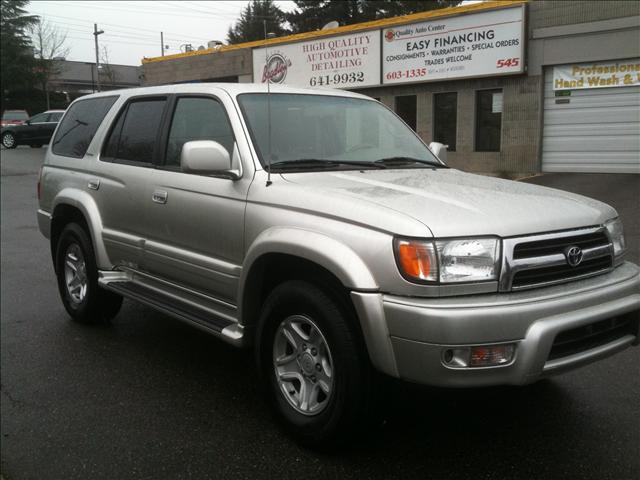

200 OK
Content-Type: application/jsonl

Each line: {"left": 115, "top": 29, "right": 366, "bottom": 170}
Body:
{"left": 242, "top": 253, "right": 362, "bottom": 343}
{"left": 50, "top": 204, "right": 90, "bottom": 270}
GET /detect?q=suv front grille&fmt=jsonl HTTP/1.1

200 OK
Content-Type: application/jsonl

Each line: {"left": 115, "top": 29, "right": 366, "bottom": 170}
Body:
{"left": 512, "top": 256, "right": 612, "bottom": 288}
{"left": 513, "top": 231, "right": 609, "bottom": 259}
{"left": 501, "top": 227, "right": 613, "bottom": 291}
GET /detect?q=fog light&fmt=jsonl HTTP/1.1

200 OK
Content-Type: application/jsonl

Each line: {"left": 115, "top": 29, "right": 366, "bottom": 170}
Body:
{"left": 469, "top": 344, "right": 515, "bottom": 367}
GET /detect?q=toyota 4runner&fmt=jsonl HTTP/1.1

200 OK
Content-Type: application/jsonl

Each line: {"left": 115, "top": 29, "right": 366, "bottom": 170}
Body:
{"left": 37, "top": 84, "right": 640, "bottom": 446}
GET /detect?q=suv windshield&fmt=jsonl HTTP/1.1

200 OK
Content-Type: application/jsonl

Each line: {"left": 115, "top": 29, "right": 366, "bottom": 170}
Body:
{"left": 237, "top": 93, "right": 444, "bottom": 171}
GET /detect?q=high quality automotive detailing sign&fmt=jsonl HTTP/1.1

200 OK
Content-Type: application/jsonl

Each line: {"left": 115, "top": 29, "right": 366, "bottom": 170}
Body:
{"left": 382, "top": 5, "right": 524, "bottom": 84}
{"left": 252, "top": 30, "right": 381, "bottom": 89}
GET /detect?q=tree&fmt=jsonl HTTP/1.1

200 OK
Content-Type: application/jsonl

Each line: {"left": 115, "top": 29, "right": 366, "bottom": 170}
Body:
{"left": 227, "top": 0, "right": 289, "bottom": 44}
{"left": 286, "top": 0, "right": 462, "bottom": 34}
{"left": 31, "top": 18, "right": 70, "bottom": 109}
{"left": 100, "top": 46, "right": 117, "bottom": 88}
{"left": 0, "top": 0, "right": 39, "bottom": 109}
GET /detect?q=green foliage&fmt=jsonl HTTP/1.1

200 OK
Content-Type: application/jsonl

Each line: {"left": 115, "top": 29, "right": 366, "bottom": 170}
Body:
{"left": 286, "top": 0, "right": 462, "bottom": 33}
{"left": 227, "top": 0, "right": 290, "bottom": 44}
{"left": 1, "top": 0, "right": 39, "bottom": 110}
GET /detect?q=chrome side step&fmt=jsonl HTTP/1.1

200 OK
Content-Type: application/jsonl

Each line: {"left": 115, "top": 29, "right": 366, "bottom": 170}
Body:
{"left": 99, "top": 270, "right": 245, "bottom": 347}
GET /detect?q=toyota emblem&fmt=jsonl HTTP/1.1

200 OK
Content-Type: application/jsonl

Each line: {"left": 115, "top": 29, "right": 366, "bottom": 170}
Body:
{"left": 564, "top": 246, "right": 583, "bottom": 267}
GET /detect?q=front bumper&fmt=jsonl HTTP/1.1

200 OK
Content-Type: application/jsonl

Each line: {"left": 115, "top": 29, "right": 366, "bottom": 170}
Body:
{"left": 352, "top": 262, "right": 640, "bottom": 387}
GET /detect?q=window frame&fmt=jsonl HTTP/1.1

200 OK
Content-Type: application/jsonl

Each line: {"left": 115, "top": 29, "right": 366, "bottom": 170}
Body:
{"left": 51, "top": 95, "right": 119, "bottom": 159}
{"left": 474, "top": 88, "right": 503, "bottom": 153}
{"left": 157, "top": 93, "right": 237, "bottom": 172}
{"left": 99, "top": 94, "right": 170, "bottom": 168}
{"left": 432, "top": 91, "right": 458, "bottom": 152}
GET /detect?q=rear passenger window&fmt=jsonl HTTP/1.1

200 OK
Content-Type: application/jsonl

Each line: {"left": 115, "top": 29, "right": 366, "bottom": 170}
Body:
{"left": 165, "top": 97, "right": 234, "bottom": 168}
{"left": 49, "top": 112, "right": 64, "bottom": 122}
{"left": 52, "top": 96, "right": 117, "bottom": 158}
{"left": 105, "top": 99, "right": 166, "bottom": 165}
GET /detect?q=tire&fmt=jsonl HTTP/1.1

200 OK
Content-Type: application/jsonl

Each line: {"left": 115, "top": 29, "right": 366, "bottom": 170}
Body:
{"left": 256, "top": 280, "right": 373, "bottom": 448}
{"left": 1, "top": 132, "right": 17, "bottom": 149}
{"left": 55, "top": 223, "right": 122, "bottom": 324}
{"left": 30, "top": 144, "right": 42, "bottom": 148}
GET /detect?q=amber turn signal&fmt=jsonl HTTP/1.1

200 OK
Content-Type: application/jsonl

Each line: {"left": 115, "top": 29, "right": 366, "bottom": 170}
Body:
{"left": 395, "top": 239, "right": 438, "bottom": 282}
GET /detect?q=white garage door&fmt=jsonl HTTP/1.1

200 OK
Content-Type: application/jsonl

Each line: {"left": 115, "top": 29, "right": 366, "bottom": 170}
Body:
{"left": 542, "top": 66, "right": 640, "bottom": 174}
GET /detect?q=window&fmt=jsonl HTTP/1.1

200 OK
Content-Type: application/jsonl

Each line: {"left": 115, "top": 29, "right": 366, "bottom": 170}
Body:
{"left": 475, "top": 89, "right": 502, "bottom": 152}
{"left": 395, "top": 95, "right": 417, "bottom": 131}
{"left": 103, "top": 98, "right": 166, "bottom": 165}
{"left": 433, "top": 92, "right": 457, "bottom": 151}
{"left": 29, "top": 113, "right": 48, "bottom": 124}
{"left": 165, "top": 97, "right": 234, "bottom": 168}
{"left": 52, "top": 96, "right": 117, "bottom": 158}
{"left": 48, "top": 112, "right": 64, "bottom": 122}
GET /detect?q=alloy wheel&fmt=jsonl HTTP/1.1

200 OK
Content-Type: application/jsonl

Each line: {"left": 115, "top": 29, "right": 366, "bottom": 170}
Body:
{"left": 273, "top": 314, "right": 334, "bottom": 416}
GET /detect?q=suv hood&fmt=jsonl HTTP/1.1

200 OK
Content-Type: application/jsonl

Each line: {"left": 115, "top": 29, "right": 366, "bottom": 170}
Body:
{"left": 281, "top": 169, "right": 617, "bottom": 237}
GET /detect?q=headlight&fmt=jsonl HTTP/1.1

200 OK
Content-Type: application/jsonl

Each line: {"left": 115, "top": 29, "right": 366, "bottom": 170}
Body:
{"left": 605, "top": 218, "right": 626, "bottom": 259}
{"left": 394, "top": 238, "right": 500, "bottom": 284}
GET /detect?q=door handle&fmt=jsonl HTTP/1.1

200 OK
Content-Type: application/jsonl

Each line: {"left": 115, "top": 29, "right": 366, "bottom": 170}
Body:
{"left": 152, "top": 190, "right": 168, "bottom": 204}
{"left": 88, "top": 179, "right": 100, "bottom": 190}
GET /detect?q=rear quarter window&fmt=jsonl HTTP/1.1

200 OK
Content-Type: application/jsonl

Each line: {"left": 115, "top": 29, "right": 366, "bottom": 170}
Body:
{"left": 52, "top": 96, "right": 118, "bottom": 158}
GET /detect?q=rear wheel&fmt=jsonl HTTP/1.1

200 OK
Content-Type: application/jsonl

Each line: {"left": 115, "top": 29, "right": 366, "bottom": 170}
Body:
{"left": 256, "top": 280, "right": 373, "bottom": 448}
{"left": 1, "top": 132, "right": 17, "bottom": 149}
{"left": 55, "top": 223, "right": 122, "bottom": 323}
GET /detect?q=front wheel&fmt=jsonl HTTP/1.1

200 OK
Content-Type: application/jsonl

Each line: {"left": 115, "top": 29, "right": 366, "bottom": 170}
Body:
{"left": 55, "top": 223, "right": 122, "bottom": 324}
{"left": 1, "top": 132, "right": 17, "bottom": 149}
{"left": 256, "top": 280, "right": 373, "bottom": 448}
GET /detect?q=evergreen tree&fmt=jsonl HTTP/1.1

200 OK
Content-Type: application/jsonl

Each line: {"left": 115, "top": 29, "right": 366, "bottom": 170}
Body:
{"left": 286, "top": 0, "right": 462, "bottom": 33}
{"left": 227, "top": 0, "right": 289, "bottom": 44}
{"left": 1, "top": 0, "right": 39, "bottom": 106}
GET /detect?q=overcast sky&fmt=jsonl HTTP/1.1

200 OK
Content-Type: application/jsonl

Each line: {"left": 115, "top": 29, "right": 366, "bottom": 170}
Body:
{"left": 25, "top": 1, "right": 297, "bottom": 66}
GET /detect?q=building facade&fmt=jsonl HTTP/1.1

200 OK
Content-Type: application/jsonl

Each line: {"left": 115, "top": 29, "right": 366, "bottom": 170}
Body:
{"left": 50, "top": 60, "right": 142, "bottom": 100}
{"left": 141, "top": 1, "right": 640, "bottom": 174}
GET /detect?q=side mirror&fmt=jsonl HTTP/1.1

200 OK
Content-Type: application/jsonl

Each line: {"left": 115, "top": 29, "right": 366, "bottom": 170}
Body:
{"left": 180, "top": 140, "right": 240, "bottom": 179}
{"left": 429, "top": 141, "right": 448, "bottom": 163}
{"left": 25, "top": 119, "right": 31, "bottom": 125}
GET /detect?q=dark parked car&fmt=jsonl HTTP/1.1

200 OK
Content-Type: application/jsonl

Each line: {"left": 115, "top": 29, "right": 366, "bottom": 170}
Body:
{"left": 1, "top": 110, "right": 65, "bottom": 149}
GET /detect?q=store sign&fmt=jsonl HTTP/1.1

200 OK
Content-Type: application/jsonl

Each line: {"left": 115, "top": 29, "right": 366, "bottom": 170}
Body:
{"left": 381, "top": 6, "right": 524, "bottom": 84}
{"left": 553, "top": 59, "right": 640, "bottom": 90}
{"left": 252, "top": 30, "right": 380, "bottom": 89}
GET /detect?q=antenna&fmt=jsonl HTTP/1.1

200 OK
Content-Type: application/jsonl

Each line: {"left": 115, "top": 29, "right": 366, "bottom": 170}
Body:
{"left": 263, "top": 21, "right": 276, "bottom": 187}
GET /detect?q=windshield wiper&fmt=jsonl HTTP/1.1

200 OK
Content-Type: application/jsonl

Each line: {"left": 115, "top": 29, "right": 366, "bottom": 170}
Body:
{"left": 269, "top": 159, "right": 386, "bottom": 170}
{"left": 373, "top": 156, "right": 448, "bottom": 168}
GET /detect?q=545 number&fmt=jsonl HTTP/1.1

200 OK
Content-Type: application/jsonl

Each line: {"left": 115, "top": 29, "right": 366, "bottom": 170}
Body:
{"left": 496, "top": 58, "right": 520, "bottom": 68}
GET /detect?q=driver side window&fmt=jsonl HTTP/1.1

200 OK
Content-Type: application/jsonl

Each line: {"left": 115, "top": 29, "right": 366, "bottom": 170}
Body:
{"left": 29, "top": 113, "right": 48, "bottom": 124}
{"left": 165, "top": 97, "right": 234, "bottom": 168}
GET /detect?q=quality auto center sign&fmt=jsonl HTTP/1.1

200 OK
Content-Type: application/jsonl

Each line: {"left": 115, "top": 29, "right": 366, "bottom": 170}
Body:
{"left": 252, "top": 30, "right": 380, "bottom": 89}
{"left": 382, "top": 5, "right": 524, "bottom": 84}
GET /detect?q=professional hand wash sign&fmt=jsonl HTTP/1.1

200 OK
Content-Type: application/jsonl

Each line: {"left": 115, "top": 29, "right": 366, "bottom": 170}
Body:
{"left": 382, "top": 5, "right": 524, "bottom": 84}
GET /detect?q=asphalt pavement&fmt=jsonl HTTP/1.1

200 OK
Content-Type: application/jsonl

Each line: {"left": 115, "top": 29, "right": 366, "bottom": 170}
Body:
{"left": 1, "top": 146, "right": 639, "bottom": 480}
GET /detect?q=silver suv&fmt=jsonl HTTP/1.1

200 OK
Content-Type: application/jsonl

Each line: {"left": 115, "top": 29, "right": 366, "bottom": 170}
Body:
{"left": 37, "top": 84, "right": 639, "bottom": 446}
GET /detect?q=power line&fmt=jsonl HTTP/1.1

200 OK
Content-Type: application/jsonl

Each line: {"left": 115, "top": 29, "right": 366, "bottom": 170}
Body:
{"left": 27, "top": 10, "right": 214, "bottom": 42}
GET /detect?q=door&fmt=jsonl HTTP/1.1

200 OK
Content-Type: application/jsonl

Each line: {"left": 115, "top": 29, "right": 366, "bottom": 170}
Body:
{"left": 94, "top": 96, "right": 169, "bottom": 270}
{"left": 542, "top": 66, "right": 640, "bottom": 173}
{"left": 21, "top": 112, "right": 48, "bottom": 143}
{"left": 42, "top": 111, "right": 64, "bottom": 143}
{"left": 143, "top": 95, "right": 251, "bottom": 304}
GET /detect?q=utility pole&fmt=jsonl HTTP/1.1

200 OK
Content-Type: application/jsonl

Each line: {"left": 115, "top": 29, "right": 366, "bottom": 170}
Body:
{"left": 93, "top": 23, "right": 104, "bottom": 91}
{"left": 160, "top": 31, "right": 164, "bottom": 56}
